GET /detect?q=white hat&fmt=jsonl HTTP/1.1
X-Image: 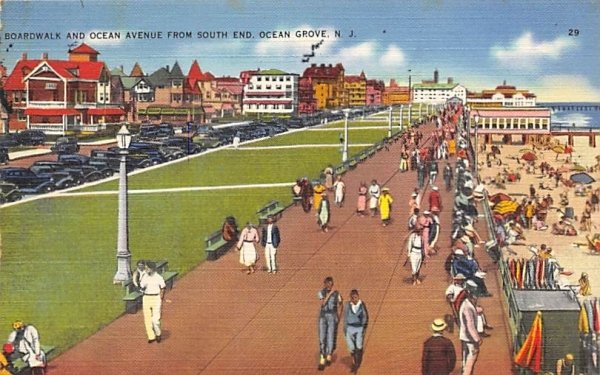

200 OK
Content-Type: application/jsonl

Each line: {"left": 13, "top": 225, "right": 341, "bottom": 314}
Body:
{"left": 411, "top": 192, "right": 417, "bottom": 197}
{"left": 431, "top": 318, "right": 448, "bottom": 332}
{"left": 423, "top": 210, "right": 431, "bottom": 215}
{"left": 454, "top": 249, "right": 465, "bottom": 255}
{"left": 432, "top": 186, "right": 438, "bottom": 191}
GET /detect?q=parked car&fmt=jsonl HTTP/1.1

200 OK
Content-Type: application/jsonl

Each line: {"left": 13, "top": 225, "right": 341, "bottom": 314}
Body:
{"left": 0, "top": 134, "right": 20, "bottom": 148}
{"left": 158, "top": 123, "right": 175, "bottom": 138}
{"left": 29, "top": 165, "right": 77, "bottom": 189}
{"left": 91, "top": 149, "right": 157, "bottom": 170}
{"left": 162, "top": 137, "right": 203, "bottom": 154}
{"left": 50, "top": 136, "right": 80, "bottom": 154}
{"left": 0, "top": 147, "right": 9, "bottom": 164}
{"left": 58, "top": 154, "right": 115, "bottom": 177}
{"left": 138, "top": 124, "right": 160, "bottom": 139}
{"left": 0, "top": 181, "right": 22, "bottom": 203}
{"left": 31, "top": 161, "right": 86, "bottom": 185}
{"left": 0, "top": 167, "right": 55, "bottom": 194}
{"left": 15, "top": 130, "right": 46, "bottom": 146}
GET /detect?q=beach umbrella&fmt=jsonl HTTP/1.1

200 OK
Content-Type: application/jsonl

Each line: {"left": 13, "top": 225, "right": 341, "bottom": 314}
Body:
{"left": 514, "top": 311, "right": 543, "bottom": 373}
{"left": 521, "top": 152, "right": 537, "bottom": 162}
{"left": 571, "top": 164, "right": 587, "bottom": 172}
{"left": 552, "top": 144, "right": 565, "bottom": 154}
{"left": 570, "top": 172, "right": 595, "bottom": 185}
{"left": 489, "top": 192, "right": 512, "bottom": 204}
{"left": 493, "top": 200, "right": 520, "bottom": 215}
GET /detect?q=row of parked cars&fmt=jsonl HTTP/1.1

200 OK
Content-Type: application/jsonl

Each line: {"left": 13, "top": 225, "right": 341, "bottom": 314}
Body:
{"left": 0, "top": 129, "right": 47, "bottom": 147}
{"left": 0, "top": 133, "right": 206, "bottom": 203}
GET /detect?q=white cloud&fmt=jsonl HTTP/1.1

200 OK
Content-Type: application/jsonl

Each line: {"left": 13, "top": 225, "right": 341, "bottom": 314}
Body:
{"left": 534, "top": 75, "right": 600, "bottom": 102}
{"left": 491, "top": 32, "right": 577, "bottom": 69}
{"left": 379, "top": 44, "right": 405, "bottom": 67}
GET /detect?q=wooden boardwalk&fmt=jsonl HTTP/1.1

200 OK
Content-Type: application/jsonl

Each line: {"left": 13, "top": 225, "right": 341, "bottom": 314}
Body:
{"left": 50, "top": 122, "right": 514, "bottom": 374}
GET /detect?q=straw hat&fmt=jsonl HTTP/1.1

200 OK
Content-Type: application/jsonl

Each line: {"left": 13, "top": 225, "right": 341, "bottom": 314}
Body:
{"left": 453, "top": 273, "right": 466, "bottom": 280}
{"left": 431, "top": 318, "right": 448, "bottom": 332}
{"left": 382, "top": 187, "right": 390, "bottom": 192}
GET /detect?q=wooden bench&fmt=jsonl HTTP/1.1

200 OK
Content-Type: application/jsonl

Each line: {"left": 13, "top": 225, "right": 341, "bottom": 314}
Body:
{"left": 205, "top": 230, "right": 234, "bottom": 261}
{"left": 358, "top": 150, "right": 368, "bottom": 162}
{"left": 256, "top": 200, "right": 285, "bottom": 225}
{"left": 334, "top": 163, "right": 347, "bottom": 176}
{"left": 12, "top": 345, "right": 56, "bottom": 375}
{"left": 122, "top": 261, "right": 178, "bottom": 314}
{"left": 367, "top": 147, "right": 376, "bottom": 158}
{"left": 348, "top": 158, "right": 358, "bottom": 169}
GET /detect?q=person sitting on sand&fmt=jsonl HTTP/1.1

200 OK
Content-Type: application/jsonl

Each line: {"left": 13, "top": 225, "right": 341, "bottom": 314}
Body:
{"left": 552, "top": 217, "right": 578, "bottom": 236}
{"left": 505, "top": 221, "right": 526, "bottom": 245}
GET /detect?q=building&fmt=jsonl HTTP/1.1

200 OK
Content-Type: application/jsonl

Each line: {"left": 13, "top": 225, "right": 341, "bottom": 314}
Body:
{"left": 214, "top": 76, "right": 244, "bottom": 117}
{"left": 242, "top": 68, "right": 299, "bottom": 117}
{"left": 3, "top": 44, "right": 125, "bottom": 134}
{"left": 382, "top": 79, "right": 410, "bottom": 105}
{"left": 344, "top": 71, "right": 366, "bottom": 107}
{"left": 467, "top": 81, "right": 537, "bottom": 108}
{"left": 298, "top": 77, "right": 316, "bottom": 114}
{"left": 412, "top": 70, "right": 466, "bottom": 104}
{"left": 366, "top": 79, "right": 384, "bottom": 106}
{"left": 469, "top": 107, "right": 551, "bottom": 145}
{"left": 112, "top": 65, "right": 155, "bottom": 123}
{"left": 301, "top": 63, "right": 345, "bottom": 110}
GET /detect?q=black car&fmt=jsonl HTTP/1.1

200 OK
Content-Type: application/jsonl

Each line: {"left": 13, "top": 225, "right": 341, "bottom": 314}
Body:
{"left": 162, "top": 137, "right": 203, "bottom": 154}
{"left": 158, "top": 123, "right": 175, "bottom": 138}
{"left": 31, "top": 161, "right": 86, "bottom": 185}
{"left": 91, "top": 149, "right": 158, "bottom": 170}
{"left": 58, "top": 154, "right": 115, "bottom": 177}
{"left": 0, "top": 134, "right": 20, "bottom": 148}
{"left": 0, "top": 167, "right": 55, "bottom": 194}
{"left": 0, "top": 147, "right": 9, "bottom": 164}
{"left": 51, "top": 136, "right": 80, "bottom": 154}
{"left": 0, "top": 181, "right": 22, "bottom": 204}
{"left": 138, "top": 124, "right": 160, "bottom": 139}
{"left": 29, "top": 165, "right": 77, "bottom": 190}
{"left": 15, "top": 130, "right": 46, "bottom": 146}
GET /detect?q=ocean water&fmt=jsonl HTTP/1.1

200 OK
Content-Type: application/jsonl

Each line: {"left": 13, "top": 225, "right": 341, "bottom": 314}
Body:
{"left": 540, "top": 102, "right": 600, "bottom": 130}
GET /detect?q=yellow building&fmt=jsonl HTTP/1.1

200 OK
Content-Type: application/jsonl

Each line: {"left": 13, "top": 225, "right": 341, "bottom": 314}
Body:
{"left": 382, "top": 79, "right": 410, "bottom": 105}
{"left": 301, "top": 63, "right": 345, "bottom": 110}
{"left": 344, "top": 71, "right": 367, "bottom": 107}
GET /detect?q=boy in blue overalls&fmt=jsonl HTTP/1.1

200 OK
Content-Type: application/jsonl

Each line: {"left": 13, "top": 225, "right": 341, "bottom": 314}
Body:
{"left": 318, "top": 276, "right": 343, "bottom": 370}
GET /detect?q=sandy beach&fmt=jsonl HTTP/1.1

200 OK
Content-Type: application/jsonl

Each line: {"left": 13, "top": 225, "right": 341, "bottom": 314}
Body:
{"left": 477, "top": 134, "right": 600, "bottom": 297}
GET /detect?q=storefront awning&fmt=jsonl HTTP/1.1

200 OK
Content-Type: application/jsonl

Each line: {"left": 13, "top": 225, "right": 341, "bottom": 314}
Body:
{"left": 88, "top": 108, "right": 125, "bottom": 116}
{"left": 146, "top": 108, "right": 162, "bottom": 115}
{"left": 24, "top": 108, "right": 79, "bottom": 116}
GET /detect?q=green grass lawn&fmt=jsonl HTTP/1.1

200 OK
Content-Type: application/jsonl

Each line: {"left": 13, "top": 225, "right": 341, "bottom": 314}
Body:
{"left": 248, "top": 128, "right": 389, "bottom": 146}
{"left": 0, "top": 187, "right": 290, "bottom": 353}
{"left": 81, "top": 146, "right": 365, "bottom": 191}
{"left": 0, "top": 119, "right": 403, "bottom": 357}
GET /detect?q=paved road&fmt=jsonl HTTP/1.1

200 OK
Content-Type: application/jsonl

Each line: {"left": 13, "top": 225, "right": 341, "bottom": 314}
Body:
{"left": 50, "top": 121, "right": 513, "bottom": 374}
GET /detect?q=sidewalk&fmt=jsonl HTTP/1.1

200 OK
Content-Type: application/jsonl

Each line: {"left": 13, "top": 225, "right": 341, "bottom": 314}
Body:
{"left": 50, "top": 122, "right": 513, "bottom": 374}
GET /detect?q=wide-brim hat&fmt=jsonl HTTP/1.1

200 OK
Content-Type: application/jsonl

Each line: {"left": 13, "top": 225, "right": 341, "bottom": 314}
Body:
{"left": 432, "top": 186, "right": 439, "bottom": 191}
{"left": 382, "top": 187, "right": 390, "bottom": 192}
{"left": 423, "top": 210, "right": 431, "bottom": 215}
{"left": 454, "top": 249, "right": 465, "bottom": 255}
{"left": 431, "top": 318, "right": 448, "bottom": 332}
{"left": 453, "top": 273, "right": 466, "bottom": 280}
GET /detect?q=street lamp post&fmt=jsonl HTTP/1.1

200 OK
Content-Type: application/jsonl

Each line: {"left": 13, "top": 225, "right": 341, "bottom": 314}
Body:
{"left": 399, "top": 105, "right": 404, "bottom": 131}
{"left": 342, "top": 110, "right": 349, "bottom": 162}
{"left": 388, "top": 106, "right": 393, "bottom": 138}
{"left": 473, "top": 113, "right": 480, "bottom": 176}
{"left": 408, "top": 104, "right": 412, "bottom": 126}
{"left": 113, "top": 124, "right": 133, "bottom": 284}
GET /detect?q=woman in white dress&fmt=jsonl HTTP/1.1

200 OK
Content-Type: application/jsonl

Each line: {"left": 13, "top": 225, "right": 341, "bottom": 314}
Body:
{"left": 236, "top": 222, "right": 260, "bottom": 274}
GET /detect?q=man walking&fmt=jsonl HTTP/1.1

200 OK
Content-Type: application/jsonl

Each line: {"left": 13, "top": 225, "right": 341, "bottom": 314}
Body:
{"left": 140, "top": 261, "right": 166, "bottom": 344}
{"left": 344, "top": 289, "right": 368, "bottom": 373}
{"left": 459, "top": 283, "right": 482, "bottom": 375}
{"left": 261, "top": 216, "right": 281, "bottom": 273}
{"left": 443, "top": 162, "right": 453, "bottom": 191}
{"left": 318, "top": 276, "right": 343, "bottom": 370}
{"left": 422, "top": 318, "right": 456, "bottom": 375}
{"left": 406, "top": 227, "right": 424, "bottom": 285}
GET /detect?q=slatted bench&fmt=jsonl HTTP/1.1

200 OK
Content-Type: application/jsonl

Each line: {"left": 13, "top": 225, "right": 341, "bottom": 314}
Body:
{"left": 348, "top": 157, "right": 358, "bottom": 169}
{"left": 334, "top": 163, "right": 347, "bottom": 176}
{"left": 12, "top": 345, "right": 56, "bottom": 375}
{"left": 205, "top": 230, "right": 234, "bottom": 261}
{"left": 256, "top": 200, "right": 285, "bottom": 225}
{"left": 358, "top": 150, "right": 368, "bottom": 162}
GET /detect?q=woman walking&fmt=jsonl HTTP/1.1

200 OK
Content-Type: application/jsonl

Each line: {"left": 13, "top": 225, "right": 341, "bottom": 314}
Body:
{"left": 357, "top": 181, "right": 368, "bottom": 216}
{"left": 237, "top": 222, "right": 260, "bottom": 274}
{"left": 334, "top": 175, "right": 346, "bottom": 208}
{"left": 318, "top": 193, "right": 331, "bottom": 232}
{"left": 378, "top": 187, "right": 394, "bottom": 227}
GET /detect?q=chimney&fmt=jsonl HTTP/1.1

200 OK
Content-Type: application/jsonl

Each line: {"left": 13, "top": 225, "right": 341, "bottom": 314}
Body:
{"left": 328, "top": 64, "right": 332, "bottom": 68}
{"left": 434, "top": 69, "right": 439, "bottom": 84}
{"left": 42, "top": 52, "right": 48, "bottom": 60}
{"left": 166, "top": 65, "right": 170, "bottom": 72}
{"left": 311, "top": 63, "right": 316, "bottom": 67}
{"left": 447, "top": 77, "right": 453, "bottom": 84}
{"left": 503, "top": 80, "right": 507, "bottom": 86}
{"left": 120, "top": 65, "right": 124, "bottom": 72}
{"left": 21, "top": 52, "right": 27, "bottom": 61}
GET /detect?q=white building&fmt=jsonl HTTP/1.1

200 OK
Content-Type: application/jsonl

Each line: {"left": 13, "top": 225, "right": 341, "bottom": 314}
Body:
{"left": 412, "top": 80, "right": 466, "bottom": 104}
{"left": 242, "top": 69, "right": 299, "bottom": 116}
{"left": 466, "top": 83, "right": 537, "bottom": 107}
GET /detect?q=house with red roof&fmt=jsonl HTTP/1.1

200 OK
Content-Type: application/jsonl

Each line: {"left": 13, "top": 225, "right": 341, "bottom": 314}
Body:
{"left": 3, "top": 43, "right": 125, "bottom": 134}
{"left": 467, "top": 81, "right": 537, "bottom": 108}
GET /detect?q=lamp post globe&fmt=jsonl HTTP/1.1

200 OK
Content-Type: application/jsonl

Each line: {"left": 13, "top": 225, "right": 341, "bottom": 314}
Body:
{"left": 113, "top": 125, "right": 133, "bottom": 284}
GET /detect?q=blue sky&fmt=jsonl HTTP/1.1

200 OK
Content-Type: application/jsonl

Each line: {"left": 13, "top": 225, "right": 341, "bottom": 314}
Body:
{"left": 1, "top": 0, "right": 599, "bottom": 102}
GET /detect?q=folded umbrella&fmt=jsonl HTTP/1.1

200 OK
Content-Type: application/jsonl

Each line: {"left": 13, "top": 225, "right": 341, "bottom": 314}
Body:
{"left": 514, "top": 311, "right": 543, "bottom": 373}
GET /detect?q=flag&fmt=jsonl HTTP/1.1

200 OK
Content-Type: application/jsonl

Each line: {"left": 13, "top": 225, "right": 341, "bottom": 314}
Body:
{"left": 514, "top": 311, "right": 543, "bottom": 372}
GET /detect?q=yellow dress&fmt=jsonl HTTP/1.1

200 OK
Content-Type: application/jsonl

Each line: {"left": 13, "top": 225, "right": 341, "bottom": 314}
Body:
{"left": 378, "top": 193, "right": 394, "bottom": 220}
{"left": 0, "top": 353, "right": 11, "bottom": 375}
{"left": 313, "top": 184, "right": 326, "bottom": 211}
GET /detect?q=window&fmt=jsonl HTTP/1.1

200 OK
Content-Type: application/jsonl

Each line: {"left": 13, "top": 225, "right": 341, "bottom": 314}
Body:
{"left": 45, "top": 82, "right": 57, "bottom": 90}
{"left": 17, "top": 110, "right": 26, "bottom": 121}
{"left": 172, "top": 80, "right": 182, "bottom": 88}
{"left": 286, "top": 77, "right": 290, "bottom": 81}
{"left": 257, "top": 77, "right": 262, "bottom": 81}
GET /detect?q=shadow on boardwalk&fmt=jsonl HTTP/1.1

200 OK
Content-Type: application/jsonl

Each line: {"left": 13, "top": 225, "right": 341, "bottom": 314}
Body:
{"left": 51, "top": 123, "right": 513, "bottom": 374}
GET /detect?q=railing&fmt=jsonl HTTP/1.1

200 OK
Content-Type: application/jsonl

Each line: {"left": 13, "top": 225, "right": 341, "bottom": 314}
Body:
{"left": 29, "top": 123, "right": 70, "bottom": 135}
{"left": 79, "top": 123, "right": 107, "bottom": 132}
{"left": 27, "top": 101, "right": 66, "bottom": 108}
